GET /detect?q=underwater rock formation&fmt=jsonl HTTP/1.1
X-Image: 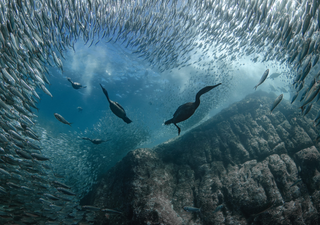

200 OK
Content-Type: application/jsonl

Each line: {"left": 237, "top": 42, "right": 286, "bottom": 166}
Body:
{"left": 90, "top": 91, "right": 320, "bottom": 224}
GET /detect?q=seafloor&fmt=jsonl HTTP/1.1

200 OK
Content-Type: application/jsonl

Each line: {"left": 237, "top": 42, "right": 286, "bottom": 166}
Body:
{"left": 88, "top": 91, "right": 320, "bottom": 225}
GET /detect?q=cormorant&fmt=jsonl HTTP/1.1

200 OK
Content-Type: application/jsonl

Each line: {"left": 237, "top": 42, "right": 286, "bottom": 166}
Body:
{"left": 100, "top": 84, "right": 132, "bottom": 124}
{"left": 67, "top": 77, "right": 87, "bottom": 89}
{"left": 81, "top": 137, "right": 109, "bottom": 144}
{"left": 165, "top": 83, "right": 222, "bottom": 135}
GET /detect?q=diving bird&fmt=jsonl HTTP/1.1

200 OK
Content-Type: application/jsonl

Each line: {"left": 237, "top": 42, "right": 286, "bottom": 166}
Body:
{"left": 165, "top": 83, "right": 222, "bottom": 135}
{"left": 99, "top": 84, "right": 132, "bottom": 124}
{"left": 67, "top": 77, "right": 87, "bottom": 89}
{"left": 81, "top": 137, "right": 109, "bottom": 145}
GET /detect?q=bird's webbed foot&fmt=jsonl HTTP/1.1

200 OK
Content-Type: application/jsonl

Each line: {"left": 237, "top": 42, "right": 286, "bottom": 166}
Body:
{"left": 174, "top": 123, "right": 181, "bottom": 135}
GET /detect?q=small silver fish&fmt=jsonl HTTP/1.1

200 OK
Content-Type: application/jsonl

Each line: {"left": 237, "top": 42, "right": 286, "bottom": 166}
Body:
{"left": 31, "top": 153, "right": 50, "bottom": 161}
{"left": 300, "top": 80, "right": 320, "bottom": 109}
{"left": 56, "top": 187, "right": 76, "bottom": 196}
{"left": 8, "top": 130, "right": 24, "bottom": 141}
{"left": 290, "top": 179, "right": 302, "bottom": 187}
{"left": 40, "top": 84, "right": 53, "bottom": 98}
{"left": 52, "top": 181, "right": 71, "bottom": 189}
{"left": 270, "top": 94, "right": 283, "bottom": 113}
{"left": 0, "top": 186, "right": 7, "bottom": 194}
{"left": 302, "top": 14, "right": 311, "bottom": 37}
{"left": 101, "top": 208, "right": 123, "bottom": 215}
{"left": 24, "top": 129, "right": 39, "bottom": 141}
{"left": 254, "top": 69, "right": 269, "bottom": 90}
{"left": 183, "top": 206, "right": 201, "bottom": 213}
{"left": 314, "top": 110, "right": 320, "bottom": 122}
{"left": 20, "top": 186, "right": 34, "bottom": 192}
{"left": 15, "top": 149, "right": 33, "bottom": 160}
{"left": 302, "top": 103, "right": 313, "bottom": 116}
{"left": 82, "top": 205, "right": 101, "bottom": 211}
{"left": 6, "top": 182, "right": 20, "bottom": 189}
{"left": 0, "top": 168, "right": 11, "bottom": 177}
{"left": 54, "top": 113, "right": 72, "bottom": 126}
{"left": 44, "top": 193, "right": 60, "bottom": 201}
{"left": 213, "top": 204, "right": 224, "bottom": 213}
{"left": 25, "top": 141, "right": 41, "bottom": 150}
{"left": 291, "top": 92, "right": 298, "bottom": 104}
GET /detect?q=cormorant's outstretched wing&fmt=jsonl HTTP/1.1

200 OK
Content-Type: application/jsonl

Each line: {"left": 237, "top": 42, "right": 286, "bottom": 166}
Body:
{"left": 114, "top": 102, "right": 125, "bottom": 111}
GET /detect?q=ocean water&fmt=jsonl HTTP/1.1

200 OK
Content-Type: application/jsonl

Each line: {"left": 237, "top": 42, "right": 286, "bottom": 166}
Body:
{"left": 0, "top": 0, "right": 318, "bottom": 223}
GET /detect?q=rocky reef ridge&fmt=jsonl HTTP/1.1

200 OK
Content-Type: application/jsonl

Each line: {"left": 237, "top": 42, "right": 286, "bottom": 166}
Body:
{"left": 90, "top": 91, "right": 320, "bottom": 225}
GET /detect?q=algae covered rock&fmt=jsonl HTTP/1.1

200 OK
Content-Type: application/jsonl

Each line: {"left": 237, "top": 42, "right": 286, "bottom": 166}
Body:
{"left": 90, "top": 92, "right": 320, "bottom": 225}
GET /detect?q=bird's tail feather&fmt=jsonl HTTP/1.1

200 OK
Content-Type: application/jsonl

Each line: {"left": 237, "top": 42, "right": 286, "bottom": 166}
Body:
{"left": 123, "top": 116, "right": 132, "bottom": 124}
{"left": 164, "top": 119, "right": 173, "bottom": 125}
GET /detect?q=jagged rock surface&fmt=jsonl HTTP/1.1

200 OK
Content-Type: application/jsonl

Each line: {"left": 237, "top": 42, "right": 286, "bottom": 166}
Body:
{"left": 90, "top": 91, "right": 320, "bottom": 224}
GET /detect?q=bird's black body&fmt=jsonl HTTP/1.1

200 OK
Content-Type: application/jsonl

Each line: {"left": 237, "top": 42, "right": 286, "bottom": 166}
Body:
{"left": 165, "top": 83, "right": 222, "bottom": 135}
{"left": 81, "top": 137, "right": 108, "bottom": 144}
{"left": 100, "top": 84, "right": 132, "bottom": 124}
{"left": 67, "top": 77, "right": 87, "bottom": 89}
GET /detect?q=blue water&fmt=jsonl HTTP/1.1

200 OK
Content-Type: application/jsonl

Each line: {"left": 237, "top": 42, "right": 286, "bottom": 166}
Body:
{"left": 28, "top": 27, "right": 294, "bottom": 209}
{"left": 35, "top": 39, "right": 291, "bottom": 147}
{"left": 1, "top": 1, "right": 317, "bottom": 223}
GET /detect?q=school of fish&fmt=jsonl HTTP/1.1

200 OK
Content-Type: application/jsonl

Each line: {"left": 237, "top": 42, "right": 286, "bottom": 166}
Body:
{"left": 0, "top": 0, "right": 320, "bottom": 224}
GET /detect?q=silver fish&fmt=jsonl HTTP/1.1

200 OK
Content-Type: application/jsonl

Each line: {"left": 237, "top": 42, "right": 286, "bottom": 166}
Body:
{"left": 56, "top": 187, "right": 76, "bottom": 196}
{"left": 40, "top": 84, "right": 53, "bottom": 98}
{"left": 31, "top": 153, "right": 50, "bottom": 161}
{"left": 44, "top": 193, "right": 60, "bottom": 201}
{"left": 101, "top": 208, "right": 123, "bottom": 215}
{"left": 300, "top": 80, "right": 320, "bottom": 109}
{"left": 15, "top": 150, "right": 33, "bottom": 160}
{"left": 290, "top": 179, "right": 302, "bottom": 187}
{"left": 0, "top": 186, "right": 7, "bottom": 194}
{"left": 302, "top": 14, "right": 312, "bottom": 36}
{"left": 303, "top": 103, "right": 312, "bottom": 116}
{"left": 52, "top": 181, "right": 71, "bottom": 189}
{"left": 8, "top": 130, "right": 24, "bottom": 141}
{"left": 270, "top": 94, "right": 283, "bottom": 113}
{"left": 54, "top": 113, "right": 72, "bottom": 126}
{"left": 213, "top": 204, "right": 224, "bottom": 213}
{"left": 25, "top": 141, "right": 41, "bottom": 150}
{"left": 183, "top": 206, "right": 201, "bottom": 213}
{"left": 1, "top": 68, "right": 15, "bottom": 85}
{"left": 254, "top": 69, "right": 269, "bottom": 90}
{"left": 0, "top": 168, "right": 11, "bottom": 177}
{"left": 82, "top": 205, "right": 101, "bottom": 211}
{"left": 314, "top": 110, "right": 320, "bottom": 122}
{"left": 24, "top": 129, "right": 39, "bottom": 141}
